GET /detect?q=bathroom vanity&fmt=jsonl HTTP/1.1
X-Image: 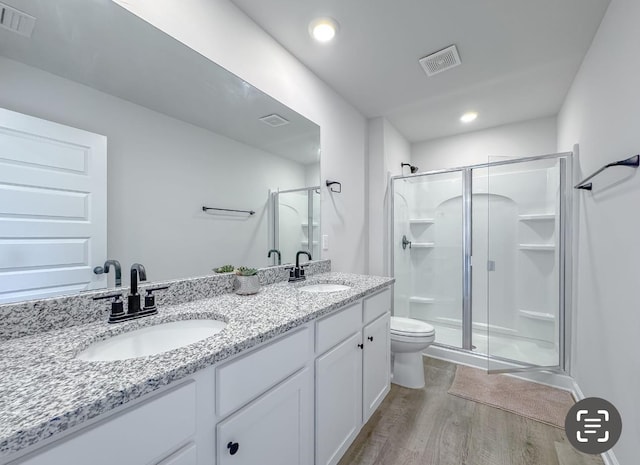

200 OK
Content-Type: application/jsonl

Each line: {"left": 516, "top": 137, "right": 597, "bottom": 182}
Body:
{"left": 0, "top": 271, "right": 393, "bottom": 465}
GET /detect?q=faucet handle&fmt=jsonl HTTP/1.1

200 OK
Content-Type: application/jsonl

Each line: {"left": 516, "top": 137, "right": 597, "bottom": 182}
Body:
{"left": 93, "top": 291, "right": 123, "bottom": 301}
{"left": 143, "top": 285, "right": 169, "bottom": 311}
{"left": 93, "top": 292, "right": 125, "bottom": 322}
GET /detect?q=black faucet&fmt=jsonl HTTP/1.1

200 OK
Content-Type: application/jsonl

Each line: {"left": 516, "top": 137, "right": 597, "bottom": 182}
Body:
{"left": 94, "top": 263, "right": 168, "bottom": 323}
{"left": 268, "top": 249, "right": 282, "bottom": 265}
{"left": 128, "top": 263, "right": 147, "bottom": 314}
{"left": 288, "top": 251, "right": 312, "bottom": 282}
{"left": 103, "top": 259, "right": 122, "bottom": 287}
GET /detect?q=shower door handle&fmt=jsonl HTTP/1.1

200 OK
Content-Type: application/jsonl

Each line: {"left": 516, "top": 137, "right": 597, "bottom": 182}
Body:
{"left": 487, "top": 260, "right": 496, "bottom": 272}
{"left": 402, "top": 235, "right": 412, "bottom": 250}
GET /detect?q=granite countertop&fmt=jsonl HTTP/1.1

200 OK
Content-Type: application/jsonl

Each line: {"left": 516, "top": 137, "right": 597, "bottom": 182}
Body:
{"left": 0, "top": 272, "right": 394, "bottom": 459}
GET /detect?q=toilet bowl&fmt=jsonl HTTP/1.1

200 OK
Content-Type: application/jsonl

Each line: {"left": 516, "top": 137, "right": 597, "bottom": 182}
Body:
{"left": 390, "top": 316, "right": 435, "bottom": 389}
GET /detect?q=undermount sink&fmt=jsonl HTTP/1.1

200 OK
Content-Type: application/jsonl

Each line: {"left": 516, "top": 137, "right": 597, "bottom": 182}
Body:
{"left": 299, "top": 283, "right": 351, "bottom": 293}
{"left": 76, "top": 319, "right": 227, "bottom": 362}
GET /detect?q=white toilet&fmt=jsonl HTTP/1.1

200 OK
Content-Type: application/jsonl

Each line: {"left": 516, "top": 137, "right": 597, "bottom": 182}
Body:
{"left": 390, "top": 316, "right": 436, "bottom": 389}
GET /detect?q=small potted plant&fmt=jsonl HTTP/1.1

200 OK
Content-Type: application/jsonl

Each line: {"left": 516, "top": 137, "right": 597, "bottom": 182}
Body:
{"left": 214, "top": 265, "right": 235, "bottom": 273}
{"left": 233, "top": 266, "right": 260, "bottom": 295}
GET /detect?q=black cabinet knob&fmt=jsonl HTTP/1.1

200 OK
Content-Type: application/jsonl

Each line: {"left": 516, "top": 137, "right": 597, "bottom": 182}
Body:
{"left": 357, "top": 343, "right": 364, "bottom": 349}
{"left": 227, "top": 441, "right": 239, "bottom": 455}
{"left": 368, "top": 336, "right": 374, "bottom": 342}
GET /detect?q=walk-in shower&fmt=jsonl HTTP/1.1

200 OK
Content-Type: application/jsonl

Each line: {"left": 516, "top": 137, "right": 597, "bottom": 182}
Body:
{"left": 391, "top": 153, "right": 571, "bottom": 373}
{"left": 270, "top": 186, "right": 320, "bottom": 265}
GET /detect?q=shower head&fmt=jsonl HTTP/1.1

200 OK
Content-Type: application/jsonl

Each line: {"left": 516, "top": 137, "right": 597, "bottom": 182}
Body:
{"left": 401, "top": 163, "right": 419, "bottom": 174}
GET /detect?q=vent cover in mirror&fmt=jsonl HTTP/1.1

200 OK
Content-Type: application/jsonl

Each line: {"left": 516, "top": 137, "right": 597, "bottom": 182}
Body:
{"left": 259, "top": 114, "right": 290, "bottom": 127}
{"left": 0, "top": 2, "right": 36, "bottom": 37}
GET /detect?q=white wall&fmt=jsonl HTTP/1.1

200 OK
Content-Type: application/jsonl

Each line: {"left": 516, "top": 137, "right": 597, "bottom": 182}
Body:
{"left": 411, "top": 116, "right": 558, "bottom": 172}
{"left": 115, "top": 0, "right": 368, "bottom": 274}
{"left": 304, "top": 163, "right": 321, "bottom": 190}
{"left": 558, "top": 0, "right": 639, "bottom": 463}
{"left": 0, "top": 56, "right": 307, "bottom": 285}
{"left": 367, "top": 117, "right": 410, "bottom": 276}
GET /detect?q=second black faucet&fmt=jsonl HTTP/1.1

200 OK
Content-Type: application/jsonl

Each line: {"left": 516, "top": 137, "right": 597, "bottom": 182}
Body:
{"left": 288, "top": 251, "right": 312, "bottom": 282}
{"left": 128, "top": 263, "right": 147, "bottom": 314}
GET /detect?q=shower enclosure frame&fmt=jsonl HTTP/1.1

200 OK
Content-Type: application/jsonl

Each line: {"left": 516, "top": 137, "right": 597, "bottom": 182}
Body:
{"left": 390, "top": 151, "right": 573, "bottom": 374}
{"left": 270, "top": 186, "right": 321, "bottom": 264}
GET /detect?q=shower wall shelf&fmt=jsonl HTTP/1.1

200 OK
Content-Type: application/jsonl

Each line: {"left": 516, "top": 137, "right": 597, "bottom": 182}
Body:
{"left": 519, "top": 310, "right": 555, "bottom": 322}
{"left": 301, "top": 240, "right": 319, "bottom": 246}
{"left": 411, "top": 242, "right": 436, "bottom": 248}
{"left": 518, "top": 244, "right": 555, "bottom": 251}
{"left": 409, "top": 218, "right": 435, "bottom": 224}
{"left": 301, "top": 222, "right": 319, "bottom": 227}
{"left": 518, "top": 214, "right": 555, "bottom": 221}
{"left": 409, "top": 296, "right": 436, "bottom": 304}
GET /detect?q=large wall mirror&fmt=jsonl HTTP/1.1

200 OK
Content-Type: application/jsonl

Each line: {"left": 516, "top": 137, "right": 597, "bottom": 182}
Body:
{"left": 0, "top": 0, "right": 320, "bottom": 303}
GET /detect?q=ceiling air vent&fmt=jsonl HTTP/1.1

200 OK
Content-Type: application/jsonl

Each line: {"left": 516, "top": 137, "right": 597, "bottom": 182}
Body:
{"left": 0, "top": 2, "right": 36, "bottom": 38}
{"left": 259, "top": 114, "right": 289, "bottom": 127}
{"left": 419, "top": 44, "right": 461, "bottom": 77}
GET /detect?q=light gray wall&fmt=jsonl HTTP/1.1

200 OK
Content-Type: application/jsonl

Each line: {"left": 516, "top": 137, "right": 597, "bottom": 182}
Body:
{"left": 558, "top": 0, "right": 638, "bottom": 463}
{"left": 0, "top": 56, "right": 307, "bottom": 285}
{"left": 367, "top": 117, "right": 410, "bottom": 276}
{"left": 304, "top": 163, "right": 321, "bottom": 190}
{"left": 411, "top": 116, "right": 558, "bottom": 171}
{"left": 116, "top": 0, "right": 368, "bottom": 274}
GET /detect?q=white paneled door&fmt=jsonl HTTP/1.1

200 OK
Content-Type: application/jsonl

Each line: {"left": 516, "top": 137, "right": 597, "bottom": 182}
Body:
{"left": 0, "top": 108, "right": 107, "bottom": 303}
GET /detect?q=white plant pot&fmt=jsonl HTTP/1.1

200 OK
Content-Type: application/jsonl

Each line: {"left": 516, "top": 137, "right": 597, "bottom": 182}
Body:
{"left": 234, "top": 275, "right": 261, "bottom": 295}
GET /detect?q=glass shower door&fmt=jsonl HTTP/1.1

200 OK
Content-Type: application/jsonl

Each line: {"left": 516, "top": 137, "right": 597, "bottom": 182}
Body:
{"left": 485, "top": 156, "right": 567, "bottom": 372}
{"left": 392, "top": 171, "right": 465, "bottom": 348}
{"left": 272, "top": 187, "right": 319, "bottom": 265}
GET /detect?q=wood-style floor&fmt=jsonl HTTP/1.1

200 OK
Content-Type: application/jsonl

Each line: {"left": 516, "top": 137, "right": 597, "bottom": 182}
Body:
{"left": 339, "top": 358, "right": 603, "bottom": 465}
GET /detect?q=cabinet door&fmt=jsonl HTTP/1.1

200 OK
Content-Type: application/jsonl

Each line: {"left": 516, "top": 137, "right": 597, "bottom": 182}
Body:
{"left": 316, "top": 332, "right": 363, "bottom": 465}
{"left": 156, "top": 443, "right": 197, "bottom": 465}
{"left": 363, "top": 312, "right": 390, "bottom": 422}
{"left": 217, "top": 368, "right": 312, "bottom": 465}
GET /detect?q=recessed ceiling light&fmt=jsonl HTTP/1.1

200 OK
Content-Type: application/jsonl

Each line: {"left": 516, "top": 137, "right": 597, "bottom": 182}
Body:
{"left": 309, "top": 17, "right": 338, "bottom": 43}
{"left": 460, "top": 112, "right": 478, "bottom": 123}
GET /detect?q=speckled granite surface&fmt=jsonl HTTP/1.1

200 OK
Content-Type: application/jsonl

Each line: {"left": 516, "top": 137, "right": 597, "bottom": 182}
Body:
{"left": 0, "top": 271, "right": 393, "bottom": 459}
{"left": 0, "top": 260, "right": 331, "bottom": 342}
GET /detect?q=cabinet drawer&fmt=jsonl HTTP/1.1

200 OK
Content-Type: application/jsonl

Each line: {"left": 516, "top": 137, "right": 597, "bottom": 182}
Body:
{"left": 315, "top": 302, "right": 362, "bottom": 354}
{"left": 18, "top": 381, "right": 196, "bottom": 465}
{"left": 216, "top": 325, "right": 311, "bottom": 418}
{"left": 363, "top": 288, "right": 391, "bottom": 324}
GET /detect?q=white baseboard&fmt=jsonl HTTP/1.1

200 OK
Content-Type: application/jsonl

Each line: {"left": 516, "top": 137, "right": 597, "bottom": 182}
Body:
{"left": 424, "top": 346, "right": 620, "bottom": 465}
{"left": 601, "top": 450, "right": 620, "bottom": 465}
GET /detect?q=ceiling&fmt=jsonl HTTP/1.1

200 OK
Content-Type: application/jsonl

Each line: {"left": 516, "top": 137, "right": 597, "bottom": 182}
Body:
{"left": 231, "top": 0, "right": 610, "bottom": 142}
{"left": 0, "top": 0, "right": 320, "bottom": 164}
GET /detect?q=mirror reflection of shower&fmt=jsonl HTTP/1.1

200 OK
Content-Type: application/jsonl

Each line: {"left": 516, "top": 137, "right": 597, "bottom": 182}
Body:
{"left": 391, "top": 153, "right": 570, "bottom": 371}
{"left": 270, "top": 187, "right": 320, "bottom": 265}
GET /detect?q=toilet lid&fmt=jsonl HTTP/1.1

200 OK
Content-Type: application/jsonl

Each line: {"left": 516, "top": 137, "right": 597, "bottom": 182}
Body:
{"left": 390, "top": 316, "right": 435, "bottom": 337}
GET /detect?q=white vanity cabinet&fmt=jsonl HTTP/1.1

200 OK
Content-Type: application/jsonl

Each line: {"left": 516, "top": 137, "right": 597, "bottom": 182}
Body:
{"left": 157, "top": 444, "right": 198, "bottom": 465}
{"left": 362, "top": 312, "right": 390, "bottom": 422}
{"left": 216, "top": 367, "right": 312, "bottom": 465}
{"left": 5, "top": 285, "right": 393, "bottom": 465}
{"left": 315, "top": 289, "right": 391, "bottom": 465}
{"left": 214, "top": 326, "right": 313, "bottom": 465}
{"left": 316, "top": 330, "right": 363, "bottom": 465}
{"left": 13, "top": 380, "right": 201, "bottom": 465}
